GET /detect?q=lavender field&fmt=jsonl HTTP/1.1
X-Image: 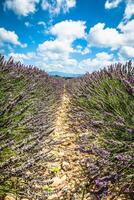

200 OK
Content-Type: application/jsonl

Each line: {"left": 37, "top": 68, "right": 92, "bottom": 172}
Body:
{"left": 0, "top": 55, "right": 134, "bottom": 200}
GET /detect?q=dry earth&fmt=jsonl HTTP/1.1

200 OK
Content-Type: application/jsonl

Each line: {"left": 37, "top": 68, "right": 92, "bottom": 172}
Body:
{"left": 4, "top": 86, "right": 89, "bottom": 200}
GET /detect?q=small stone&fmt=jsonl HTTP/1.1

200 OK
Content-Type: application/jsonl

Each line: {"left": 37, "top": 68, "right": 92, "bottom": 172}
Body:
{"left": 5, "top": 194, "right": 17, "bottom": 200}
{"left": 59, "top": 151, "right": 65, "bottom": 156}
{"left": 21, "top": 199, "right": 29, "bottom": 200}
{"left": 47, "top": 194, "right": 58, "bottom": 200}
{"left": 52, "top": 175, "right": 67, "bottom": 187}
{"left": 62, "top": 161, "right": 70, "bottom": 171}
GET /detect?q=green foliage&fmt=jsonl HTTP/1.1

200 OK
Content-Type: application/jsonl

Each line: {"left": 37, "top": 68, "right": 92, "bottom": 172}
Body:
{"left": 71, "top": 72, "right": 134, "bottom": 198}
{"left": 50, "top": 166, "right": 61, "bottom": 174}
{"left": 77, "top": 78, "right": 134, "bottom": 142}
{"left": 43, "top": 186, "right": 53, "bottom": 192}
{"left": 0, "top": 60, "right": 61, "bottom": 198}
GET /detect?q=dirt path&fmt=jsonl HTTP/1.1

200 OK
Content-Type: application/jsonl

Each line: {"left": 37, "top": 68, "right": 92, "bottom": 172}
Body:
{"left": 44, "top": 85, "right": 89, "bottom": 200}
{"left": 4, "top": 85, "right": 90, "bottom": 200}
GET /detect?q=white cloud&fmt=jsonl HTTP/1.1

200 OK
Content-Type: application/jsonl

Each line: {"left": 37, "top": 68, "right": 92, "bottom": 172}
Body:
{"left": 37, "top": 21, "right": 46, "bottom": 28}
{"left": 118, "top": 19, "right": 134, "bottom": 32}
{"left": 0, "top": 27, "right": 26, "bottom": 48}
{"left": 41, "top": 0, "right": 76, "bottom": 15}
{"left": 4, "top": 0, "right": 76, "bottom": 17}
{"left": 9, "top": 52, "right": 35, "bottom": 62}
{"left": 105, "top": 0, "right": 122, "bottom": 9}
{"left": 88, "top": 23, "right": 123, "bottom": 49}
{"left": 50, "top": 20, "right": 86, "bottom": 41}
{"left": 4, "top": 0, "right": 39, "bottom": 16}
{"left": 8, "top": 20, "right": 89, "bottom": 73}
{"left": 78, "top": 52, "right": 115, "bottom": 73}
{"left": 95, "top": 52, "right": 114, "bottom": 60}
{"left": 37, "top": 39, "right": 72, "bottom": 61}
{"left": 105, "top": 0, "right": 134, "bottom": 21}
{"left": 36, "top": 20, "right": 86, "bottom": 71}
{"left": 88, "top": 19, "right": 134, "bottom": 62}
{"left": 8, "top": 18, "right": 134, "bottom": 73}
{"left": 37, "top": 20, "right": 86, "bottom": 60}
{"left": 81, "top": 47, "right": 90, "bottom": 55}
{"left": 120, "top": 46, "right": 134, "bottom": 58}
{"left": 118, "top": 20, "right": 134, "bottom": 47}
{"left": 88, "top": 19, "right": 134, "bottom": 50}
{"left": 9, "top": 50, "right": 115, "bottom": 74}
{"left": 25, "top": 21, "right": 32, "bottom": 27}
{"left": 73, "top": 45, "right": 90, "bottom": 55}
{"left": 5, "top": 13, "right": 134, "bottom": 73}
{"left": 124, "top": 0, "right": 134, "bottom": 20}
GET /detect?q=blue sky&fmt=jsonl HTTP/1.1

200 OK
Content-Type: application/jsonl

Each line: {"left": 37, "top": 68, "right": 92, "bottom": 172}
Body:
{"left": 0, "top": 0, "right": 134, "bottom": 74}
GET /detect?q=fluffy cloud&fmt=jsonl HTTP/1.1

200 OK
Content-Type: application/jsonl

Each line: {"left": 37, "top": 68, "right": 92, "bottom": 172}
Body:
{"left": 119, "top": 46, "right": 134, "bottom": 58}
{"left": 4, "top": 0, "right": 76, "bottom": 17}
{"left": 88, "top": 23, "right": 123, "bottom": 49}
{"left": 95, "top": 52, "right": 114, "bottom": 61}
{"left": 8, "top": 18, "right": 134, "bottom": 73}
{"left": 0, "top": 27, "right": 26, "bottom": 47}
{"left": 73, "top": 45, "right": 90, "bottom": 55}
{"left": 37, "top": 39, "right": 72, "bottom": 60}
{"left": 4, "top": 0, "right": 39, "bottom": 16}
{"left": 8, "top": 20, "right": 87, "bottom": 73}
{"left": 78, "top": 52, "right": 114, "bottom": 73}
{"left": 105, "top": 0, "right": 122, "bottom": 9}
{"left": 105, "top": 0, "right": 134, "bottom": 20}
{"left": 124, "top": 0, "right": 134, "bottom": 20}
{"left": 9, "top": 52, "right": 35, "bottom": 62}
{"left": 37, "top": 21, "right": 46, "bottom": 28}
{"left": 36, "top": 20, "right": 86, "bottom": 71}
{"left": 41, "top": 0, "right": 76, "bottom": 15}
{"left": 118, "top": 20, "right": 134, "bottom": 57}
{"left": 88, "top": 19, "right": 134, "bottom": 59}
{"left": 118, "top": 19, "right": 134, "bottom": 32}
{"left": 36, "top": 38, "right": 78, "bottom": 72}
{"left": 118, "top": 20, "right": 134, "bottom": 47}
{"left": 25, "top": 21, "right": 33, "bottom": 27}
{"left": 88, "top": 20, "right": 134, "bottom": 52}
{"left": 50, "top": 20, "right": 86, "bottom": 41}
{"left": 37, "top": 20, "right": 86, "bottom": 59}
{"left": 9, "top": 50, "right": 115, "bottom": 73}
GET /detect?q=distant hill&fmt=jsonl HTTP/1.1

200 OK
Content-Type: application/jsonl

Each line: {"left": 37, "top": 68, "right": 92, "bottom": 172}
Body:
{"left": 48, "top": 71, "right": 83, "bottom": 77}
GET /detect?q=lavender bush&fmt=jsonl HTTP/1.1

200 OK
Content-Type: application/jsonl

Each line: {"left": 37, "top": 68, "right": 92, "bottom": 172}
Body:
{"left": 67, "top": 61, "right": 134, "bottom": 199}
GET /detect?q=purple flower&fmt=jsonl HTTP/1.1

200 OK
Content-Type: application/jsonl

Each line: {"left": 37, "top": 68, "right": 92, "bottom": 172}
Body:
{"left": 124, "top": 187, "right": 130, "bottom": 193}
{"left": 100, "top": 149, "right": 110, "bottom": 158}
{"left": 78, "top": 146, "right": 92, "bottom": 154}
{"left": 123, "top": 185, "right": 131, "bottom": 193}
{"left": 95, "top": 179, "right": 105, "bottom": 187}
{"left": 104, "top": 112, "right": 113, "bottom": 116}
{"left": 127, "top": 128, "right": 134, "bottom": 134}
{"left": 122, "top": 79, "right": 130, "bottom": 85}
{"left": 95, "top": 177, "right": 110, "bottom": 188}
{"left": 131, "top": 86, "right": 134, "bottom": 93}
{"left": 96, "top": 196, "right": 101, "bottom": 200}
{"left": 84, "top": 158, "right": 94, "bottom": 162}
{"left": 92, "top": 120, "right": 104, "bottom": 126}
{"left": 117, "top": 116, "right": 125, "bottom": 123}
{"left": 115, "top": 121, "right": 124, "bottom": 127}
{"left": 127, "top": 86, "right": 134, "bottom": 95}
{"left": 115, "top": 154, "right": 127, "bottom": 161}
{"left": 92, "top": 145, "right": 110, "bottom": 158}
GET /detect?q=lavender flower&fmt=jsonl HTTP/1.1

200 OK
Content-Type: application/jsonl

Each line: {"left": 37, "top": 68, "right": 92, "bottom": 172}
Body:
{"left": 92, "top": 145, "right": 110, "bottom": 158}
{"left": 95, "top": 179, "right": 108, "bottom": 187}
{"left": 127, "top": 128, "right": 134, "bottom": 134}
{"left": 115, "top": 154, "right": 127, "bottom": 161}
{"left": 78, "top": 146, "right": 92, "bottom": 154}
